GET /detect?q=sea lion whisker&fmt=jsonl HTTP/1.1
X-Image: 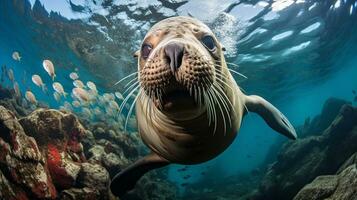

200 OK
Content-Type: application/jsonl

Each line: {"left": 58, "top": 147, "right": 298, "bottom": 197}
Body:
{"left": 202, "top": 77, "right": 214, "bottom": 125}
{"left": 213, "top": 78, "right": 237, "bottom": 119}
{"left": 197, "top": 85, "right": 202, "bottom": 108}
{"left": 207, "top": 88, "right": 218, "bottom": 135}
{"left": 125, "top": 89, "right": 142, "bottom": 133}
{"left": 216, "top": 77, "right": 234, "bottom": 93}
{"left": 212, "top": 63, "right": 247, "bottom": 79}
{"left": 204, "top": 93, "right": 212, "bottom": 126}
{"left": 194, "top": 85, "right": 198, "bottom": 104}
{"left": 113, "top": 72, "right": 138, "bottom": 87}
{"left": 123, "top": 81, "right": 139, "bottom": 95}
{"left": 211, "top": 85, "right": 228, "bottom": 135}
{"left": 119, "top": 85, "right": 140, "bottom": 114}
{"left": 228, "top": 68, "right": 248, "bottom": 79}
{"left": 124, "top": 77, "right": 138, "bottom": 88}
{"left": 216, "top": 60, "right": 240, "bottom": 68}
{"left": 212, "top": 83, "right": 233, "bottom": 131}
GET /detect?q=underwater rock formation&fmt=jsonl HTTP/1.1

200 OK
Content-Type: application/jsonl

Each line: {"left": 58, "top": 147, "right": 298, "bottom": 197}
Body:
{"left": 0, "top": 106, "right": 113, "bottom": 200}
{"left": 0, "top": 88, "right": 177, "bottom": 200}
{"left": 299, "top": 98, "right": 350, "bottom": 137}
{"left": 294, "top": 152, "right": 357, "bottom": 200}
{"left": 251, "top": 100, "right": 357, "bottom": 200}
{"left": 0, "top": 106, "right": 56, "bottom": 199}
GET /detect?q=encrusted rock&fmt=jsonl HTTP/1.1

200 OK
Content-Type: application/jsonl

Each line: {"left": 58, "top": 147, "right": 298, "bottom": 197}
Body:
{"left": 294, "top": 164, "right": 357, "bottom": 200}
{"left": 19, "top": 109, "right": 87, "bottom": 189}
{"left": 60, "top": 187, "right": 100, "bottom": 200}
{"left": 293, "top": 175, "right": 338, "bottom": 200}
{"left": 78, "top": 162, "right": 110, "bottom": 197}
{"left": 0, "top": 106, "right": 57, "bottom": 199}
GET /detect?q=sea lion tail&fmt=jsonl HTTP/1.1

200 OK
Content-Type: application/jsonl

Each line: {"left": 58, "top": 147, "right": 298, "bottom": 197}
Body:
{"left": 244, "top": 95, "right": 297, "bottom": 140}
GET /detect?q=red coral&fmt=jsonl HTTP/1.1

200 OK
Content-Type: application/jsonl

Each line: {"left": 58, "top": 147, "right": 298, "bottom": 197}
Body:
{"left": 47, "top": 144, "right": 74, "bottom": 189}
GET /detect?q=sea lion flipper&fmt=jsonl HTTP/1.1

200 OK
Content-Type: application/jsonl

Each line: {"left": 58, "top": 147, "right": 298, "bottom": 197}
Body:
{"left": 110, "top": 152, "right": 170, "bottom": 197}
{"left": 244, "top": 95, "right": 297, "bottom": 140}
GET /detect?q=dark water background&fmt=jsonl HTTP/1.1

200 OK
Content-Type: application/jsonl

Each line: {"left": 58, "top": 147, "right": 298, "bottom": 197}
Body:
{"left": 1, "top": 0, "right": 357, "bottom": 196}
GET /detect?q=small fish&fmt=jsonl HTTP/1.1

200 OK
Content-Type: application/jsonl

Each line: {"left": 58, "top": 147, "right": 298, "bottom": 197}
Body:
{"left": 72, "top": 87, "right": 90, "bottom": 102}
{"left": 82, "top": 107, "right": 92, "bottom": 117}
{"left": 25, "top": 91, "right": 37, "bottom": 104}
{"left": 125, "top": 103, "right": 130, "bottom": 110}
{"left": 1, "top": 65, "right": 6, "bottom": 83}
{"left": 103, "top": 93, "right": 115, "bottom": 101}
{"left": 115, "top": 92, "right": 124, "bottom": 100}
{"left": 105, "top": 106, "right": 116, "bottom": 117}
{"left": 13, "top": 82, "right": 21, "bottom": 97}
{"left": 12, "top": 51, "right": 21, "bottom": 61}
{"left": 22, "top": 71, "right": 27, "bottom": 85}
{"left": 73, "top": 79, "right": 85, "bottom": 88}
{"left": 109, "top": 100, "right": 120, "bottom": 111}
{"left": 7, "top": 68, "right": 14, "bottom": 82}
{"left": 353, "top": 90, "right": 356, "bottom": 95}
{"left": 181, "top": 183, "right": 188, "bottom": 187}
{"left": 52, "top": 82, "right": 67, "bottom": 97}
{"left": 69, "top": 72, "right": 79, "bottom": 80}
{"left": 94, "top": 107, "right": 102, "bottom": 116}
{"left": 43, "top": 59, "right": 56, "bottom": 81}
{"left": 128, "top": 117, "right": 137, "bottom": 128}
{"left": 183, "top": 175, "right": 191, "bottom": 179}
{"left": 64, "top": 101, "right": 73, "bottom": 110}
{"left": 86, "top": 81, "right": 97, "bottom": 91}
{"left": 72, "top": 100, "right": 81, "bottom": 108}
{"left": 354, "top": 96, "right": 357, "bottom": 102}
{"left": 53, "top": 92, "right": 61, "bottom": 102}
{"left": 246, "top": 154, "right": 252, "bottom": 158}
{"left": 177, "top": 167, "right": 188, "bottom": 172}
{"left": 31, "top": 74, "right": 46, "bottom": 91}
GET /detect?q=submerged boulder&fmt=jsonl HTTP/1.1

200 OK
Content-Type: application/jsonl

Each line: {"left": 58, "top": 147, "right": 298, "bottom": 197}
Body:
{"left": 77, "top": 162, "right": 110, "bottom": 196}
{"left": 294, "top": 159, "right": 357, "bottom": 200}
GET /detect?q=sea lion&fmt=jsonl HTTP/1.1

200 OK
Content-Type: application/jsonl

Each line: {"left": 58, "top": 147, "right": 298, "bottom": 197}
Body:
{"left": 110, "top": 16, "right": 297, "bottom": 197}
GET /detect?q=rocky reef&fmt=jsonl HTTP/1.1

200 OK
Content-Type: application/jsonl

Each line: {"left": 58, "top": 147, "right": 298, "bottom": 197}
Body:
{"left": 250, "top": 98, "right": 357, "bottom": 200}
{"left": 0, "top": 87, "right": 177, "bottom": 200}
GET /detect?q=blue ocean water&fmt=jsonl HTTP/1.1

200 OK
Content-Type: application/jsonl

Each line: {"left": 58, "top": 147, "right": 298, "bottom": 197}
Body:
{"left": 1, "top": 0, "right": 357, "bottom": 198}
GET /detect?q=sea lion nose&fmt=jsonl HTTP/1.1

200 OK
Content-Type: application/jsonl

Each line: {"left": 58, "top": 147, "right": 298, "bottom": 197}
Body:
{"left": 164, "top": 42, "right": 184, "bottom": 73}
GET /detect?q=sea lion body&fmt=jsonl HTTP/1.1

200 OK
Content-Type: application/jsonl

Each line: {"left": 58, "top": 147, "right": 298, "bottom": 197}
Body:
{"left": 136, "top": 67, "right": 244, "bottom": 164}
{"left": 111, "top": 16, "right": 297, "bottom": 197}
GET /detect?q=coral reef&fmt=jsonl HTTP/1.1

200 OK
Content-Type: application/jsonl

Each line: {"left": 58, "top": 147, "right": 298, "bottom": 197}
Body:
{"left": 0, "top": 87, "right": 177, "bottom": 200}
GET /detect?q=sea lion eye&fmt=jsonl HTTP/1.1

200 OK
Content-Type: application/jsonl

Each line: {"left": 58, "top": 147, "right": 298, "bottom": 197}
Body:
{"left": 201, "top": 35, "right": 216, "bottom": 51}
{"left": 141, "top": 44, "right": 152, "bottom": 59}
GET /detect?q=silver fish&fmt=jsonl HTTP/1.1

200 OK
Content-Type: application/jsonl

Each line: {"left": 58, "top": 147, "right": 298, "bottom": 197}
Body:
{"left": 43, "top": 59, "right": 56, "bottom": 81}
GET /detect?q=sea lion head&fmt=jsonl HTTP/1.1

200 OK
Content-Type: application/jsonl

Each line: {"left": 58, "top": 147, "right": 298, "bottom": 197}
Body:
{"left": 137, "top": 16, "right": 226, "bottom": 120}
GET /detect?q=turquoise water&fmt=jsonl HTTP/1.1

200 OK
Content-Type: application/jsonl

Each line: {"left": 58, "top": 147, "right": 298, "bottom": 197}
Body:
{"left": 1, "top": 0, "right": 357, "bottom": 198}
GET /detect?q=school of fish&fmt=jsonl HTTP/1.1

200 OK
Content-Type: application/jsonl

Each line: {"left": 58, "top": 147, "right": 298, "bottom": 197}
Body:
{"left": 1, "top": 54, "right": 135, "bottom": 131}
